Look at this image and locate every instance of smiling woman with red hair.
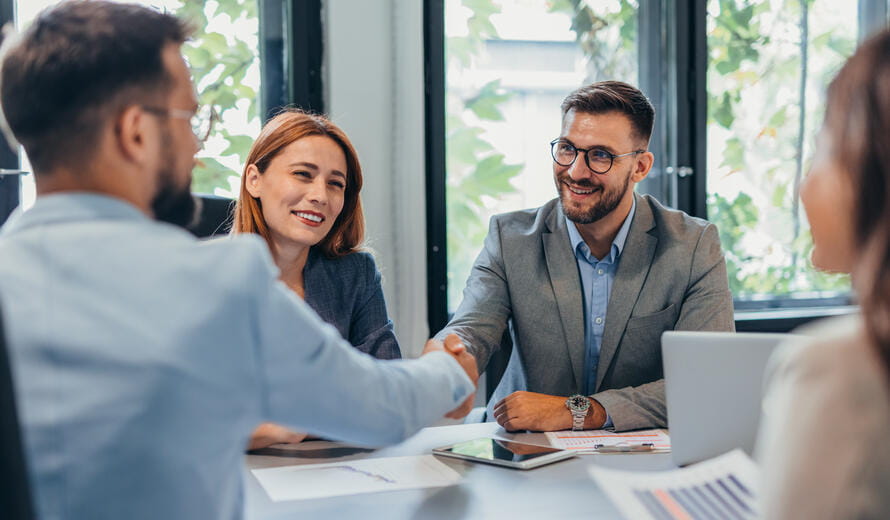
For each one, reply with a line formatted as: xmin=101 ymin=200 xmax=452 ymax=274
xmin=233 ymin=109 xmax=401 ymax=449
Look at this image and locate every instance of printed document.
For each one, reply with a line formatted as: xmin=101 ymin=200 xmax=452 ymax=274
xmin=545 ymin=429 xmax=671 ymax=452
xmin=251 ymin=455 xmax=461 ymax=502
xmin=589 ymin=449 xmax=760 ymax=520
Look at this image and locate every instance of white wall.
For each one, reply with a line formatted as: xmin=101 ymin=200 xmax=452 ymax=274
xmin=325 ymin=0 xmax=430 ymax=357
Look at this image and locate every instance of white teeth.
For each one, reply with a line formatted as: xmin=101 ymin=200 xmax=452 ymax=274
xmin=568 ymin=185 xmax=594 ymax=194
xmin=293 ymin=211 xmax=323 ymax=223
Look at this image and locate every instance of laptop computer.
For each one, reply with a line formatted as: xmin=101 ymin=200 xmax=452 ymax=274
xmin=662 ymin=330 xmax=793 ymax=466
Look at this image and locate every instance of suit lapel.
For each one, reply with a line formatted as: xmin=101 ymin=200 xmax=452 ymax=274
xmin=596 ymin=194 xmax=657 ymax=391
xmin=542 ymin=203 xmax=586 ymax=393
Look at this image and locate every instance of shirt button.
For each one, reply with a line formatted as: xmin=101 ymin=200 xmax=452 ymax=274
xmin=595 ymin=317 xmax=603 ymax=324
xmin=597 ymin=269 xmax=604 ymax=275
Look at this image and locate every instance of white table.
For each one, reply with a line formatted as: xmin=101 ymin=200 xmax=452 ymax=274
xmin=244 ymin=422 xmax=676 ymax=519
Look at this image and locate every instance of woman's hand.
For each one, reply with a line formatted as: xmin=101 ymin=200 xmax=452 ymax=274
xmin=247 ymin=423 xmax=308 ymax=450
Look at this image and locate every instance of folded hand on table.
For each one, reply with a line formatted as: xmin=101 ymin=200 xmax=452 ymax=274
xmin=247 ymin=423 xmax=309 ymax=451
xmin=492 ymin=391 xmax=607 ymax=432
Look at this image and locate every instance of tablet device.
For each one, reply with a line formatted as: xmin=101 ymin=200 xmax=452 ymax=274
xmin=432 ymin=437 xmax=575 ymax=470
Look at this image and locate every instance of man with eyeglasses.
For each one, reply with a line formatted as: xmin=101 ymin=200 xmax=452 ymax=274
xmin=0 ymin=2 xmax=477 ymax=518
xmin=438 ymin=81 xmax=734 ymax=433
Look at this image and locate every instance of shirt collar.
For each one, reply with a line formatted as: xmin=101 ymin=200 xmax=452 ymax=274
xmin=0 ymin=192 xmax=149 ymax=236
xmin=565 ymin=196 xmax=636 ymax=263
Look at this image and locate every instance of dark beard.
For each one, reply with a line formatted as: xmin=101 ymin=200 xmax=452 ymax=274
xmin=151 ymin=180 xmax=199 ymax=228
xmin=151 ymin=130 xmax=198 ymax=228
xmin=557 ymin=169 xmax=631 ymax=224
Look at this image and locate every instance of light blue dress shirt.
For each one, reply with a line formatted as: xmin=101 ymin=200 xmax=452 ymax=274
xmin=0 ymin=193 xmax=473 ymax=520
xmin=565 ymin=198 xmax=636 ymax=424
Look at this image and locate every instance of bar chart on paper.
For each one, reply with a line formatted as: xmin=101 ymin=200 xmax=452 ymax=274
xmin=589 ymin=449 xmax=760 ymax=520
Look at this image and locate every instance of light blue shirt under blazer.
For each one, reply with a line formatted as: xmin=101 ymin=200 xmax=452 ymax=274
xmin=565 ymin=198 xmax=636 ymax=407
xmin=0 ymin=193 xmax=473 ymax=520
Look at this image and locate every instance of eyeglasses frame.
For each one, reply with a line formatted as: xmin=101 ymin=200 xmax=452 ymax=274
xmin=142 ymin=104 xmax=218 ymax=143
xmin=549 ymin=138 xmax=644 ymax=174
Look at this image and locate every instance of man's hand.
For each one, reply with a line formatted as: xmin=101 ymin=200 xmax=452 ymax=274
xmin=422 ymin=334 xmax=479 ymax=419
xmin=492 ymin=391 xmax=607 ymax=432
xmin=247 ymin=423 xmax=308 ymax=451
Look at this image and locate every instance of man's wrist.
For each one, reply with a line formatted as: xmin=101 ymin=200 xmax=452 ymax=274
xmin=583 ymin=398 xmax=607 ymax=429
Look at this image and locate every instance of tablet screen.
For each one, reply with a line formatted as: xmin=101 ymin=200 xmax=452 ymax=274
xmin=442 ymin=438 xmax=563 ymax=463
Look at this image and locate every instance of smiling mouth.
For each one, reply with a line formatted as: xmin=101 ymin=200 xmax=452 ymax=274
xmin=564 ymin=181 xmax=600 ymax=195
xmin=292 ymin=210 xmax=325 ymax=225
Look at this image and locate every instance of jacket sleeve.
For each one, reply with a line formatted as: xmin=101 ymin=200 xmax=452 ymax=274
xmin=435 ymin=215 xmax=512 ymax=374
xmin=244 ymin=240 xmax=473 ymax=446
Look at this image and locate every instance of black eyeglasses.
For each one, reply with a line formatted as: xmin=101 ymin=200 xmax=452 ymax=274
xmin=142 ymin=104 xmax=218 ymax=143
xmin=550 ymin=138 xmax=643 ymax=174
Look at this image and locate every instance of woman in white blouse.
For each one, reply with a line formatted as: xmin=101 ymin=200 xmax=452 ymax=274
xmin=755 ymin=29 xmax=890 ymax=519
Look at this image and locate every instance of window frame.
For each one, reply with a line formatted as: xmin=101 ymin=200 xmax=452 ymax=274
xmin=425 ymin=0 xmax=885 ymax=333
xmin=0 ymin=0 xmax=325 ymax=229
xmin=0 ymin=0 xmax=20 ymax=226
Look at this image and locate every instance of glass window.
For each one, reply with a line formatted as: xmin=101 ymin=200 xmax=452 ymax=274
xmin=14 ymin=0 xmax=261 ymax=209
xmin=706 ymin=0 xmax=853 ymax=308
xmin=444 ymin=0 xmax=638 ymax=311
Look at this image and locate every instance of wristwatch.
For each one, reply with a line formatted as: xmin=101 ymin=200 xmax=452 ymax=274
xmin=565 ymin=395 xmax=590 ymax=431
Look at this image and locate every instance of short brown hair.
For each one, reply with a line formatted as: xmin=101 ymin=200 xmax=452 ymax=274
xmin=1 ymin=1 xmax=191 ymax=173
xmin=232 ymin=109 xmax=364 ymax=258
xmin=560 ymin=80 xmax=655 ymax=144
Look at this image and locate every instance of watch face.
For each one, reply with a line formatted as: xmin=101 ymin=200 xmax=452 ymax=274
xmin=567 ymin=395 xmax=590 ymax=413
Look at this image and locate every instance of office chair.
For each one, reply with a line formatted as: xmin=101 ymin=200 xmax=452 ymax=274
xmin=186 ymin=194 xmax=235 ymax=238
xmin=0 ymin=303 xmax=35 ymax=519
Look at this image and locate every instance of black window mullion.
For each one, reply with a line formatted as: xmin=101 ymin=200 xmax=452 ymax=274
xmin=423 ymin=0 xmax=448 ymax=335
xmin=259 ymin=0 xmax=287 ymax=121
xmin=675 ymin=0 xmax=708 ymax=219
xmin=0 ymin=0 xmax=21 ymax=227
xmin=286 ymin=0 xmax=324 ymax=114
xmin=637 ymin=0 xmax=671 ymax=205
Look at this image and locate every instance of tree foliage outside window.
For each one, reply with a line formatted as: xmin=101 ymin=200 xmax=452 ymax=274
xmin=174 ymin=0 xmax=261 ymax=196
xmin=447 ymin=0 xmax=852 ymax=309
xmin=706 ymin=0 xmax=851 ymax=302
xmin=445 ymin=0 xmax=637 ymax=310
xmin=15 ymin=0 xmax=260 ymax=205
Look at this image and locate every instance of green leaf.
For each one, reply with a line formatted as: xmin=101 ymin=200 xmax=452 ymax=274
xmin=720 ymin=137 xmax=745 ymax=171
xmin=221 ymin=135 xmax=254 ymax=162
xmin=712 ymin=92 xmax=735 ymax=129
xmin=465 ymin=80 xmax=512 ymax=121
xmin=768 ymin=106 xmax=788 ymax=128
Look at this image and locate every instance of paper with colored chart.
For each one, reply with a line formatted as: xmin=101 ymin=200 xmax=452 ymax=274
xmin=545 ymin=428 xmax=671 ymax=452
xmin=589 ymin=449 xmax=761 ymax=520
xmin=251 ymin=455 xmax=461 ymax=502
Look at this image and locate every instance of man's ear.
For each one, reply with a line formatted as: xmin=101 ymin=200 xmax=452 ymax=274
xmin=631 ymin=151 xmax=655 ymax=184
xmin=116 ymin=105 xmax=151 ymax=163
xmin=244 ymin=164 xmax=262 ymax=198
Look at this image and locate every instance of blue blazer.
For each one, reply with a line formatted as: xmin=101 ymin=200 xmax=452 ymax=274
xmin=303 ymin=248 xmax=401 ymax=360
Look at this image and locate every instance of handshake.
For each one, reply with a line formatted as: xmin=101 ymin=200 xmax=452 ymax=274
xmin=421 ymin=334 xmax=479 ymax=419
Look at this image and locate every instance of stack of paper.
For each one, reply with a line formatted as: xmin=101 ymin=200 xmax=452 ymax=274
xmin=589 ymin=449 xmax=760 ymax=519
xmin=545 ymin=429 xmax=671 ymax=452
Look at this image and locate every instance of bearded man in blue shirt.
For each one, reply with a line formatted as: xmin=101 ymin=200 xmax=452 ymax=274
xmin=0 ymin=2 xmax=477 ymax=519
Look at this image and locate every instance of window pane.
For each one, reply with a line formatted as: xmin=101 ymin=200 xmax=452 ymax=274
xmin=14 ymin=0 xmax=260 ymax=209
xmin=706 ymin=0 xmax=852 ymax=307
xmin=445 ymin=0 xmax=638 ymax=311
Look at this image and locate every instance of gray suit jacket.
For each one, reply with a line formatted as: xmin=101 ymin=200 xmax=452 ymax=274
xmin=439 ymin=193 xmax=735 ymax=431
